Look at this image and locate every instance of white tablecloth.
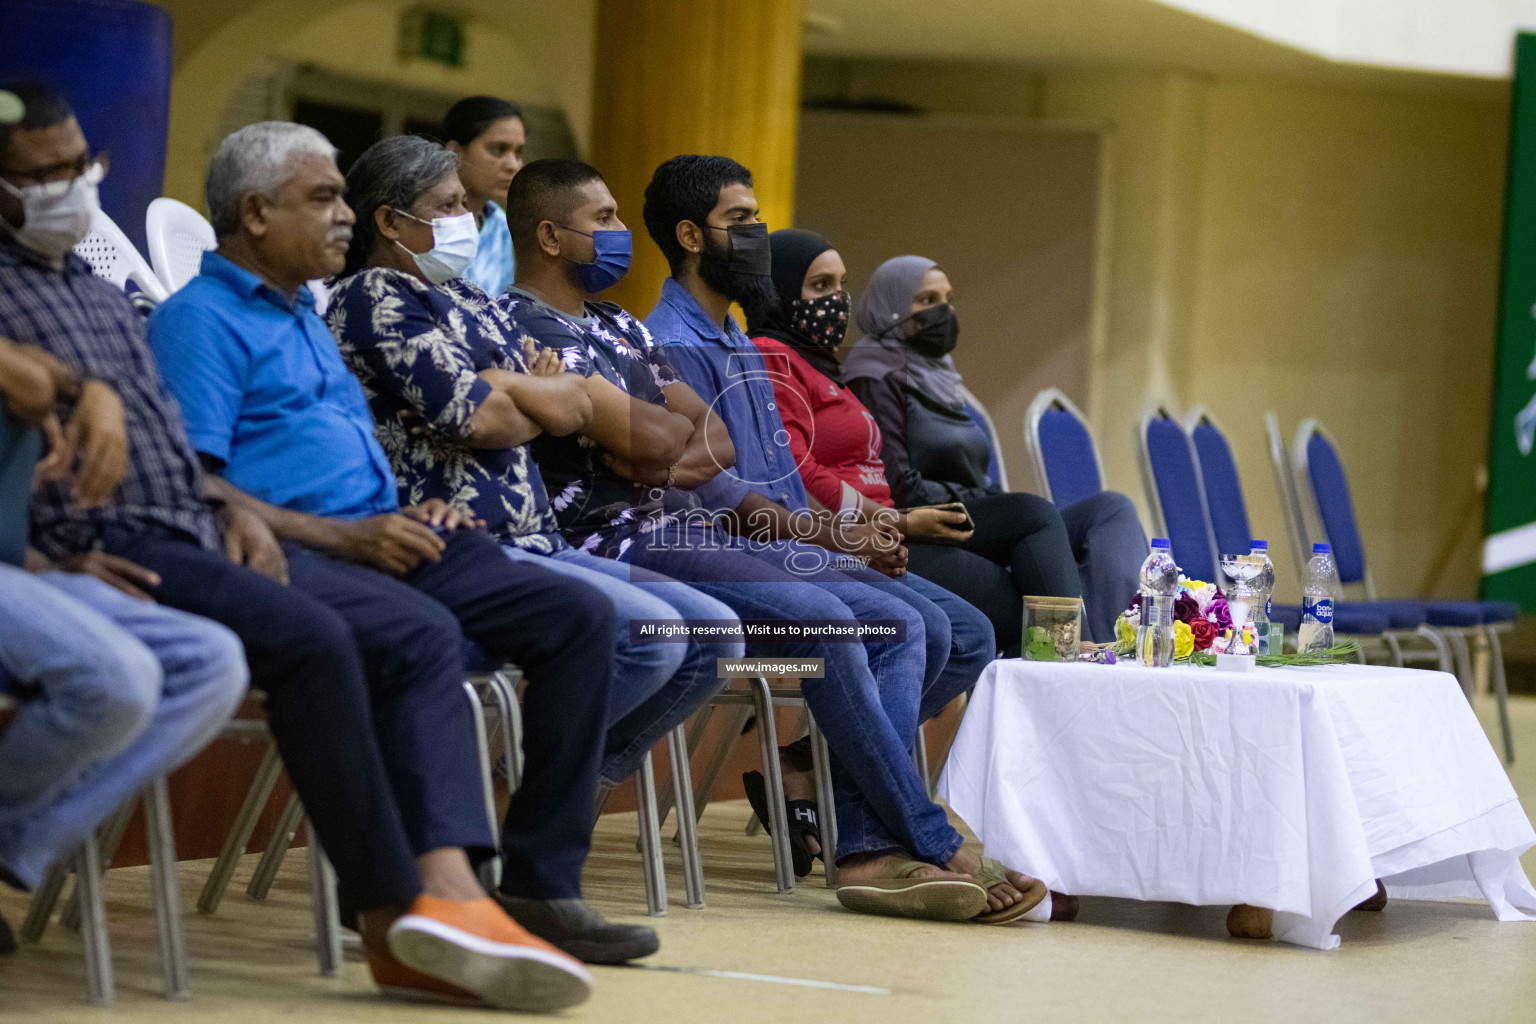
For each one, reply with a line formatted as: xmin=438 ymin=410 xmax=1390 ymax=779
xmin=939 ymin=659 xmax=1536 ymax=948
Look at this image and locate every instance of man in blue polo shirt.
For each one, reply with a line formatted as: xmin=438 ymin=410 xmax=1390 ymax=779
xmin=145 ymin=122 xmax=656 ymax=999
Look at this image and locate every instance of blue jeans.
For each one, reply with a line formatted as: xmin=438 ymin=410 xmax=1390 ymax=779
xmin=0 ymin=567 xmax=247 ymax=888
xmin=850 ymin=561 xmax=994 ymax=724
xmin=628 ymin=523 xmax=965 ymax=866
xmin=736 ymin=541 xmax=995 ymax=723
xmin=503 ymin=545 xmax=740 ymax=787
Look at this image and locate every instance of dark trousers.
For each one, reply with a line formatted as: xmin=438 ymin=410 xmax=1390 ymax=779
xmin=906 ymin=490 xmax=1146 ymax=651
xmin=100 ymin=526 xmax=612 ymax=906
xmin=907 ymin=491 xmax=1080 ymax=657
xmin=1059 ymin=491 xmax=1147 ymax=644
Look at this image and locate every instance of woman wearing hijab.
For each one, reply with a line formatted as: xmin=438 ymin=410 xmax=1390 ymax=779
xmin=839 ymin=255 xmax=1147 ymax=646
xmin=747 ymin=231 xmax=1085 ymax=659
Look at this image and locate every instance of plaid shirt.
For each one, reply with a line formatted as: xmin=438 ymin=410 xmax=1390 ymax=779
xmin=0 ymin=236 xmax=221 ymax=556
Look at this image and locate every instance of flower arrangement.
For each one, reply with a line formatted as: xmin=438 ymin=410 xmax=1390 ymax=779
xmin=1115 ymin=576 xmax=1233 ymax=655
xmin=1113 ymin=573 xmax=1362 ymax=667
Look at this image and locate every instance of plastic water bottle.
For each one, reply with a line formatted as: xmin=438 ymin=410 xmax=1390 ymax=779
xmin=1248 ymin=540 xmax=1275 ymax=623
xmin=1137 ymin=538 xmax=1178 ymax=666
xmin=1298 ymin=542 xmax=1339 ymax=653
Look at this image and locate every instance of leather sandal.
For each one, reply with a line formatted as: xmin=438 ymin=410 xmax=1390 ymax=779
xmin=836 ymin=861 xmax=989 ymax=921
xmin=969 ymin=855 xmax=1049 ymax=925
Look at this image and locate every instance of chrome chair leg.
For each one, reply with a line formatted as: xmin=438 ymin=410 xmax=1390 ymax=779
xmin=1382 ymin=631 xmax=1406 ymax=667
xmin=1412 ymin=624 xmax=1454 ymax=676
xmin=749 ymin=677 xmax=794 ymax=894
xmin=306 ymin=832 xmax=342 ymax=977
xmin=247 ymin=791 xmax=304 ymax=901
xmin=667 ymin=724 xmax=705 ymax=909
xmin=1447 ymin=629 xmax=1475 ymax=701
xmin=691 ymin=704 xmax=749 ymax=823
xmin=20 ymin=861 xmax=69 ymax=941
xmin=199 ymin=741 xmax=283 ymax=914
xmin=74 ymin=839 xmax=114 ymax=1006
xmin=915 ymin=727 xmax=935 ymax=801
xmin=635 ymin=754 xmax=668 ymax=916
xmin=656 ymin=704 xmax=714 ymax=835
xmin=144 ymin=777 xmax=191 ymax=999
xmin=808 ymin=714 xmax=839 ymax=888
xmin=463 ymin=681 xmax=503 ymax=889
xmin=1486 ymin=626 xmax=1516 ymax=765
xmin=59 ymin=799 xmax=136 ymax=933
xmin=488 ymin=669 xmax=522 ymax=793
xmin=594 ymin=781 xmax=615 ymax=823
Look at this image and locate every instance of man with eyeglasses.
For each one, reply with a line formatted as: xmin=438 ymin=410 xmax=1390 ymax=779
xmin=0 ymin=82 xmax=605 ymax=1011
xmin=0 ymin=93 xmax=107 ymax=269
xmin=0 ymin=83 xmax=247 ymax=953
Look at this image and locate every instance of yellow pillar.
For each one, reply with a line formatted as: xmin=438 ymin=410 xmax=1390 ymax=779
xmin=589 ymin=0 xmax=804 ymax=316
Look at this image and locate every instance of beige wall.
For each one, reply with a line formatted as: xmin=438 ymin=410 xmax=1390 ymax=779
xmin=1185 ymin=78 xmax=1508 ymax=600
xmin=795 ymin=112 xmax=1106 ymax=488
xmin=150 ymin=0 xmax=595 ymax=209
xmin=803 ymin=56 xmax=1045 ymax=118
xmin=825 ymin=57 xmax=1510 ymax=602
xmin=1046 ymin=71 xmax=1508 ymax=601
xmin=1041 ymin=71 xmax=1208 ymax=522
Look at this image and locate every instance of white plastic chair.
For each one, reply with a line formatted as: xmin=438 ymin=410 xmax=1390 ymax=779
xmin=71 ymin=208 xmax=168 ymax=303
xmin=143 ymin=197 xmax=333 ymax=312
xmin=145 ymin=198 xmax=216 ymax=294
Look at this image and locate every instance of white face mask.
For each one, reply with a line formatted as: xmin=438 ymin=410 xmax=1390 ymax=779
xmin=392 ymin=208 xmax=478 ymax=285
xmin=0 ymin=162 xmax=103 ymax=260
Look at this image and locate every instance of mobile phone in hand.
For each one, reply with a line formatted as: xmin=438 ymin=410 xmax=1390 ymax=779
xmin=933 ymin=501 xmax=976 ymax=533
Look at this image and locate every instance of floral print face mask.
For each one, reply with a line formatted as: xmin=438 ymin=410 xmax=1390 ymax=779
xmin=786 ymin=289 xmax=850 ymax=349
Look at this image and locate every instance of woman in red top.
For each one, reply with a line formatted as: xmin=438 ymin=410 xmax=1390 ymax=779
xmin=747 ymin=230 xmax=1083 ymax=658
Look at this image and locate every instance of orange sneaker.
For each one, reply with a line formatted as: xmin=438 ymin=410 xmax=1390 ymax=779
xmin=365 ymin=942 xmax=480 ymax=1005
xmin=385 ymin=895 xmax=593 ymax=1012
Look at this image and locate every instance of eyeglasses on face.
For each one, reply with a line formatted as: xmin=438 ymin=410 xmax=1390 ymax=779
xmin=1 ymin=151 xmax=110 ymax=199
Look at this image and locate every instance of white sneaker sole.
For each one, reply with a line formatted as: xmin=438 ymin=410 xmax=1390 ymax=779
xmin=386 ymin=914 xmax=594 ymax=1012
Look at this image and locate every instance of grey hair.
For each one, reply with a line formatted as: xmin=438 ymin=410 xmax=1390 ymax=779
xmin=205 ymin=121 xmax=337 ymax=236
xmin=341 ymin=134 xmax=459 ymax=276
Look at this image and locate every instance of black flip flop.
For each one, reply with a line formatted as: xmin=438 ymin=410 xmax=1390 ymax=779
xmin=741 ymin=770 xmax=821 ymax=877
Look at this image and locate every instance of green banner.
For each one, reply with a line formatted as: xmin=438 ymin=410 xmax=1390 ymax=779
xmin=1484 ymin=32 xmax=1536 ymax=610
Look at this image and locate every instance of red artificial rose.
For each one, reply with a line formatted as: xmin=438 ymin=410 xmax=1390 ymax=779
xmin=1188 ymin=616 xmax=1218 ymax=651
xmin=1174 ymin=593 xmax=1200 ymax=623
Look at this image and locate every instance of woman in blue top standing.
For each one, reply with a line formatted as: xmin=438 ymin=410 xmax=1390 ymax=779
xmin=444 ymin=96 xmax=525 ymax=297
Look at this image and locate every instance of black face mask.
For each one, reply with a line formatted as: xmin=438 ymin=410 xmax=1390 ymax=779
xmin=904 ymin=303 xmax=959 ymax=358
xmin=699 ymin=223 xmax=777 ymax=309
xmin=786 ymin=290 xmax=850 ymax=349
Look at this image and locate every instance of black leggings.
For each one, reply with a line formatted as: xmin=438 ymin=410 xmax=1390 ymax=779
xmin=905 ymin=492 xmax=1079 ymax=658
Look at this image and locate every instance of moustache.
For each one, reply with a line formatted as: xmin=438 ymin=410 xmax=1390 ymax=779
xmin=326 ymin=226 xmax=353 ymax=244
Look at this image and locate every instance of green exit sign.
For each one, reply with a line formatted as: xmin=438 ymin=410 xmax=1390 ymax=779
xmin=401 ymin=7 xmax=465 ymax=68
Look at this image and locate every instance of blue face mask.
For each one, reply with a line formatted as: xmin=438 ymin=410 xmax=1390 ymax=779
xmin=558 ymin=225 xmax=632 ymax=293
